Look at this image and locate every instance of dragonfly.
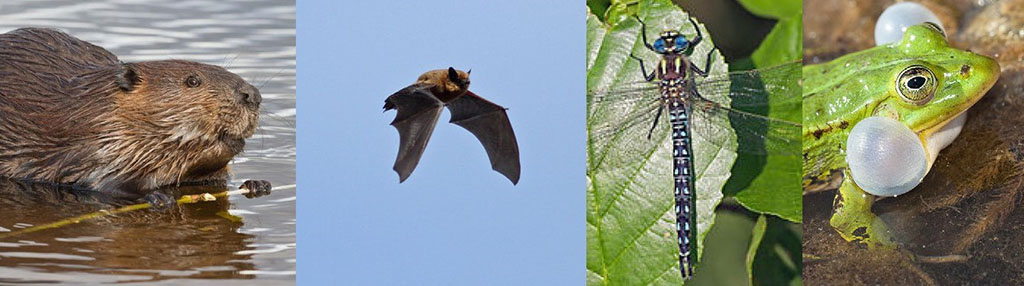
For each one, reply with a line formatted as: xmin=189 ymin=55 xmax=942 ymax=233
xmin=587 ymin=16 xmax=801 ymax=280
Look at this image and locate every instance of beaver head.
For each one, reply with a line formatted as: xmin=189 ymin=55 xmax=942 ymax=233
xmin=0 ymin=28 xmax=261 ymax=197
xmin=111 ymin=60 xmax=262 ymax=180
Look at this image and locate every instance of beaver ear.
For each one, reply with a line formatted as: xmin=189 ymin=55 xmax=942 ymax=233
xmin=116 ymin=63 xmax=141 ymax=91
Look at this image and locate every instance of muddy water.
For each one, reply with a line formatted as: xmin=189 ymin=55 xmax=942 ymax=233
xmin=0 ymin=0 xmax=296 ymax=284
xmin=804 ymin=0 xmax=1024 ymax=284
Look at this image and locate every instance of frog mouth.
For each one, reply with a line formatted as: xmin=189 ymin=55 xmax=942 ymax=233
xmin=914 ymin=51 xmax=1000 ymax=146
xmin=918 ymin=110 xmax=969 ymax=167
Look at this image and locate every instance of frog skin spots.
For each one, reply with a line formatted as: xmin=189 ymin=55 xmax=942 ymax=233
xmin=802 ymin=23 xmax=1000 ymax=247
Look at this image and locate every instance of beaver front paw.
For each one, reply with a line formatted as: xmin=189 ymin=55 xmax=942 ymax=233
xmin=143 ymin=192 xmax=176 ymax=210
xmin=241 ymin=180 xmax=272 ymax=199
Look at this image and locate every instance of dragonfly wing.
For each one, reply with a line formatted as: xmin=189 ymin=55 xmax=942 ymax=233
xmin=588 ymin=89 xmax=667 ymax=173
xmin=683 ymin=61 xmax=802 ymax=156
xmin=689 ymin=97 xmax=802 ymax=156
xmin=589 ymin=84 xmax=660 ymax=106
xmin=695 ymin=61 xmax=802 ymax=109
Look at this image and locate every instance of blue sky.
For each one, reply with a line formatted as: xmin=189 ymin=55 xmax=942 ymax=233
xmin=297 ymin=0 xmax=583 ymax=284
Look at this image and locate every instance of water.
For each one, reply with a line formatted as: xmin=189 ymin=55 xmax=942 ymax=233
xmin=0 ymin=0 xmax=296 ymax=284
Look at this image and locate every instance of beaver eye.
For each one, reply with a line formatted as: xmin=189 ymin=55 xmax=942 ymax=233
xmin=896 ymin=65 xmax=937 ymax=105
xmin=185 ymin=76 xmax=202 ymax=88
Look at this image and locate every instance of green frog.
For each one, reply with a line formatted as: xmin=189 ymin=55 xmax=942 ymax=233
xmin=802 ymin=23 xmax=1000 ymax=247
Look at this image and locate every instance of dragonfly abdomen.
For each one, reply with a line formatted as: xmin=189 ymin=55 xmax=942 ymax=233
xmin=668 ymin=99 xmax=698 ymax=280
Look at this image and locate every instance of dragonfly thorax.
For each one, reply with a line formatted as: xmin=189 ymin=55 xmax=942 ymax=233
xmin=656 ymin=53 xmax=692 ymax=81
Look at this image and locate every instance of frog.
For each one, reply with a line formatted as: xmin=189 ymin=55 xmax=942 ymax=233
xmin=802 ymin=23 xmax=1000 ymax=248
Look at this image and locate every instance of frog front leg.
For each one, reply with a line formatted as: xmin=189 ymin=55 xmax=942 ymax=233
xmin=829 ymin=170 xmax=896 ymax=248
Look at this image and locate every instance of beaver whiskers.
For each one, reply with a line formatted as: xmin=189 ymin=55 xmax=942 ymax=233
xmin=0 ymin=28 xmax=270 ymax=202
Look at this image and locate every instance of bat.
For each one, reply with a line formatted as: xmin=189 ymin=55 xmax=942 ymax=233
xmin=383 ymin=67 xmax=521 ymax=184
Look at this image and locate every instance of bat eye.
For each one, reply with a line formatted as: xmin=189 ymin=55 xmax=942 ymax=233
xmin=653 ymin=38 xmax=666 ymax=53
xmin=185 ymin=75 xmax=202 ymax=88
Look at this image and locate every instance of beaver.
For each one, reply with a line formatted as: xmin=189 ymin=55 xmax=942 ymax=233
xmin=0 ymin=28 xmax=270 ymax=205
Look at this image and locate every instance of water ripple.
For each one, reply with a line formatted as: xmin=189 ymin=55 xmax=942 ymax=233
xmin=0 ymin=0 xmax=295 ymax=283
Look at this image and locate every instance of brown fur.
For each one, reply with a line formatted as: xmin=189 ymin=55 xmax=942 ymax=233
xmin=0 ymin=28 xmax=260 ymax=198
xmin=416 ymin=68 xmax=470 ymax=102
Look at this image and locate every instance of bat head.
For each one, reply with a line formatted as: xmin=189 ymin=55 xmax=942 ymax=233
xmin=415 ymin=67 xmax=472 ymax=102
xmin=447 ymin=67 xmax=471 ymax=90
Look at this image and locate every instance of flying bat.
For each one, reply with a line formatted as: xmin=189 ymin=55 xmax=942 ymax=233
xmin=383 ymin=67 xmax=521 ymax=184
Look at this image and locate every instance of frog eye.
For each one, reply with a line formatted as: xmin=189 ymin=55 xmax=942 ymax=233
xmin=896 ymin=65 xmax=937 ymax=105
xmin=653 ymin=38 xmax=666 ymax=53
xmin=922 ymin=22 xmax=946 ymax=40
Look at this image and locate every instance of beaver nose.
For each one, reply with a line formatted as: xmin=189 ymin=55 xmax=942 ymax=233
xmin=238 ymin=87 xmax=262 ymax=106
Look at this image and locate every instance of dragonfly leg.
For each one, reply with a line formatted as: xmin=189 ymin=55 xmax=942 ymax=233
xmin=683 ymin=17 xmax=704 ymax=57
xmin=646 ymin=104 xmax=664 ymax=140
xmin=682 ymin=16 xmax=715 ymax=77
xmin=687 ymin=17 xmax=703 ymax=48
xmin=691 ymin=47 xmax=717 ymax=78
xmin=634 ymin=15 xmax=656 ymax=52
xmin=629 ymin=53 xmax=657 ymax=82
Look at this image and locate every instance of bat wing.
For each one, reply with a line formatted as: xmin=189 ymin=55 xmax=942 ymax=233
xmin=446 ymin=91 xmax=521 ymax=184
xmin=385 ymin=83 xmax=444 ymax=182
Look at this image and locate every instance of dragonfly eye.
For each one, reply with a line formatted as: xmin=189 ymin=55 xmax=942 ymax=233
xmin=896 ymin=65 xmax=938 ymax=105
xmin=674 ymin=36 xmax=689 ymax=51
xmin=653 ymin=38 xmax=667 ymax=53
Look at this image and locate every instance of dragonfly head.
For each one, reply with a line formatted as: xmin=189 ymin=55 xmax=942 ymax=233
xmin=653 ymin=30 xmax=688 ymax=54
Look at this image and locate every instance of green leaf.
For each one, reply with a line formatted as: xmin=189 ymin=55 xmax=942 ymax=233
xmin=587 ymin=0 xmax=612 ymax=22
xmin=751 ymin=16 xmax=803 ymax=67
xmin=736 ymin=0 xmax=801 ymax=19
xmin=602 ymin=1 xmax=630 ymax=27
xmin=746 ymin=215 xmax=768 ymax=283
xmin=586 ymin=0 xmax=729 ymax=284
xmin=729 ymin=150 xmax=803 ymax=222
xmin=720 ymin=60 xmax=802 ymax=222
xmin=744 ymin=0 xmax=802 ymax=67
xmin=688 ymin=209 xmax=757 ymax=285
xmin=725 ymin=0 xmax=803 ymax=223
xmin=746 ymin=216 xmax=802 ymax=286
xmin=587 ymin=9 xmax=606 ymax=71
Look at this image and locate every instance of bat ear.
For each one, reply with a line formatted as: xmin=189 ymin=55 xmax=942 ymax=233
xmin=447 ymin=67 xmax=459 ymax=82
xmin=116 ymin=63 xmax=141 ymax=92
xmin=467 ymin=69 xmax=472 ymax=75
